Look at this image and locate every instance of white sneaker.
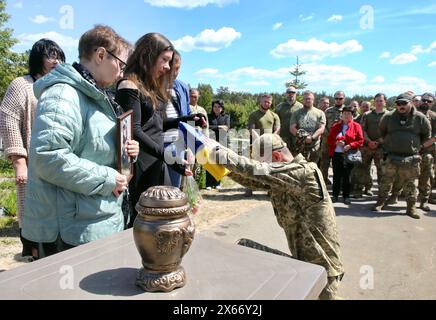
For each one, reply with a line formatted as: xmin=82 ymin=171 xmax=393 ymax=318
xmin=206 ymin=187 xmax=212 ymax=191
xmin=215 ymin=185 xmax=222 ymax=190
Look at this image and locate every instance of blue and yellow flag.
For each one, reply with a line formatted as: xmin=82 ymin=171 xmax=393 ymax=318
xmin=179 ymin=122 xmax=231 ymax=180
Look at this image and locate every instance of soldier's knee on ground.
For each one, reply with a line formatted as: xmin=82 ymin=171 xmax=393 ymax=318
xmin=319 ymin=275 xmax=341 ymax=300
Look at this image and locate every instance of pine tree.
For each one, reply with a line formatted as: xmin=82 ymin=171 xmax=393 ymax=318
xmin=286 ymin=56 xmax=307 ymax=90
xmin=0 ymin=0 xmax=28 ymax=100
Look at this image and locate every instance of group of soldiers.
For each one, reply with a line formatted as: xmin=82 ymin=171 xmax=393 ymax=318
xmin=210 ymin=86 xmax=436 ymax=300
xmin=247 ymin=86 xmax=436 ymax=219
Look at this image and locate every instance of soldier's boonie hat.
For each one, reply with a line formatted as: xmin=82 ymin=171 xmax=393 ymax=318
xmin=252 ymin=134 xmax=287 ymax=160
xmin=395 ymin=93 xmax=413 ymax=103
xmin=421 ymin=92 xmax=435 ymax=101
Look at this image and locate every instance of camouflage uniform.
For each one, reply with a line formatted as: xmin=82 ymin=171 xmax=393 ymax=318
xmin=276 ymin=100 xmax=303 ymax=155
xmin=321 ymin=105 xmax=344 ymax=183
xmin=353 ymin=110 xmax=386 ymax=195
xmin=213 ymin=147 xmax=344 ymax=299
xmin=290 ymin=107 xmax=326 ymax=164
xmin=417 ymin=109 xmax=436 ymax=206
xmin=378 ymin=158 xmax=421 ymax=202
xmin=374 ymin=107 xmax=432 ymax=217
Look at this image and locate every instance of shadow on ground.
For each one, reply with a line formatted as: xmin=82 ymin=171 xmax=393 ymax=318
xmin=0 ymin=225 xmax=19 ymax=237
xmin=202 ymin=188 xmax=270 ymax=202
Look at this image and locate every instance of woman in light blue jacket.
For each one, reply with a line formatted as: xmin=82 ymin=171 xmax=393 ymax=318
xmin=22 ymin=25 xmax=139 ymax=258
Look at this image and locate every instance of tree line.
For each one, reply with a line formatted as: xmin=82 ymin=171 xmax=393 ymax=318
xmin=0 ymin=0 xmax=395 ymax=132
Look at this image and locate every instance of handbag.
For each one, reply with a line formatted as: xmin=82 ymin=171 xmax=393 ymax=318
xmin=345 ymin=148 xmax=362 ymax=164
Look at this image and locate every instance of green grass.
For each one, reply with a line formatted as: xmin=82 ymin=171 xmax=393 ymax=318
xmin=0 ymin=172 xmax=16 ymax=217
xmin=0 ymin=217 xmax=17 ymax=229
xmin=0 ymin=158 xmax=14 ymax=177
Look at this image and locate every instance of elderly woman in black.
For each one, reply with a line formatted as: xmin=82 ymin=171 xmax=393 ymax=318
xmin=206 ymin=99 xmax=230 ymax=190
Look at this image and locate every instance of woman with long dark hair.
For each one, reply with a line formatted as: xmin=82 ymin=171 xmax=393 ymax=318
xmin=115 ymin=33 xmax=202 ymax=227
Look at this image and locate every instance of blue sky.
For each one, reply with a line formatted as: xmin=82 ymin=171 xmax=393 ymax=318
xmin=5 ymin=0 xmax=436 ymax=97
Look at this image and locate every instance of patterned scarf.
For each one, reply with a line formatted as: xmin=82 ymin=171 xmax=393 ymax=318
xmin=72 ymin=62 xmax=124 ymax=117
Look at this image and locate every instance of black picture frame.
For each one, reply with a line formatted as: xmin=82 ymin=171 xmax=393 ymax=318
xmin=117 ymin=110 xmax=134 ymax=181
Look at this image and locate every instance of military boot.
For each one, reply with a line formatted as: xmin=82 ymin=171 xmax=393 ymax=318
xmin=406 ymin=201 xmax=420 ymax=219
xmin=386 ymin=194 xmax=398 ymax=205
xmin=371 ymin=199 xmax=386 ymax=212
xmin=419 ymin=200 xmax=431 ymax=212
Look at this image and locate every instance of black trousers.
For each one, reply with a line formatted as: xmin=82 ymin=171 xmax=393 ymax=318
xmin=332 ymin=152 xmax=354 ymax=199
xmin=206 ymin=171 xmax=220 ymax=188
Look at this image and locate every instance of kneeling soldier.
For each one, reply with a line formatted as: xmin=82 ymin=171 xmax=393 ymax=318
xmin=207 ymin=133 xmax=344 ymax=300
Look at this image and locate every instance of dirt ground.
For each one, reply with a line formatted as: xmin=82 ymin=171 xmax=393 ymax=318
xmin=0 ymin=184 xmax=269 ymax=273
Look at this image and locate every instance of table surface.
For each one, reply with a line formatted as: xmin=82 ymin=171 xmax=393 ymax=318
xmin=0 ymin=230 xmax=326 ymax=300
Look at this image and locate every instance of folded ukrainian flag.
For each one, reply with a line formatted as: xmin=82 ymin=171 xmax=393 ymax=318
xmin=179 ymin=122 xmax=231 ymax=180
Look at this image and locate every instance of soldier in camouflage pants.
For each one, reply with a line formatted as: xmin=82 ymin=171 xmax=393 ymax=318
xmin=353 ymin=146 xmax=384 ymax=196
xmin=378 ymin=158 xmax=421 ymax=206
xmin=209 ymin=133 xmax=344 ymax=300
xmin=372 ymin=93 xmax=431 ymax=218
xmin=416 ymin=93 xmax=436 ymax=210
xmin=321 ymin=91 xmax=345 ymax=183
xmin=418 ymin=153 xmax=434 ymax=210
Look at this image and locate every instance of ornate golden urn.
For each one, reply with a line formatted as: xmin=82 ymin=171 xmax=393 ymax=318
xmin=133 ymin=186 xmax=195 ymax=292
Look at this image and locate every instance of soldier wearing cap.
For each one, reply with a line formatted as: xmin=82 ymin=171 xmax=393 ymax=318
xmin=416 ymin=93 xmax=436 ymax=210
xmin=207 ymin=133 xmax=344 ymax=300
xmin=372 ymin=93 xmax=432 ymax=219
xmin=321 ymin=91 xmax=346 ymax=184
xmin=276 ymin=86 xmax=303 ymax=155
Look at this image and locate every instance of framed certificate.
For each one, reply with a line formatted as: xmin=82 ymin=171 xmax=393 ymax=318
xmin=117 ymin=110 xmax=134 ymax=181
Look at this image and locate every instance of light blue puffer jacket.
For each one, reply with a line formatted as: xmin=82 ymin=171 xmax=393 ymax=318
xmin=22 ymin=64 xmax=124 ymax=246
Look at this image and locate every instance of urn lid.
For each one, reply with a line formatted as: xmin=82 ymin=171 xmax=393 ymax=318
xmin=138 ymin=186 xmax=188 ymax=209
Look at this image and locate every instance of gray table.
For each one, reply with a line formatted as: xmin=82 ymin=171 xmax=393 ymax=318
xmin=0 ymin=230 xmax=326 ymax=300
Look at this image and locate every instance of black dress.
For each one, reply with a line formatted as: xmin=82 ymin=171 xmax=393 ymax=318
xmin=115 ymin=88 xmax=186 ymax=227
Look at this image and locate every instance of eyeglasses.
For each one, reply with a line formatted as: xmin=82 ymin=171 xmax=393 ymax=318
xmin=335 ymin=97 xmax=344 ymax=100
xmin=45 ymin=53 xmax=61 ymax=63
xmin=107 ymin=50 xmax=127 ymax=72
xmin=286 ymin=91 xmax=297 ymax=94
xmin=395 ymin=101 xmax=409 ymax=106
xmin=422 ymin=99 xmax=434 ymax=104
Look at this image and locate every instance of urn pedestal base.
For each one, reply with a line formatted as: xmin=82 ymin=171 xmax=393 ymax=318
xmin=136 ymin=266 xmax=186 ymax=292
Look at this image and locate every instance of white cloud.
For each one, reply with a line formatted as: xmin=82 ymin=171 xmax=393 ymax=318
xmin=380 ymin=52 xmax=391 ymax=59
xmin=143 ymin=0 xmax=238 ymax=9
xmin=299 ymin=14 xmax=314 ymax=22
xmin=411 ymin=41 xmax=436 ymax=54
xmin=372 ymin=76 xmax=385 ymax=83
xmin=429 ymin=61 xmax=436 ymax=67
xmin=17 ymin=32 xmax=79 ymax=51
xmin=389 ymin=53 xmax=417 ymax=65
xmin=303 ymin=63 xmax=367 ymax=86
xmin=327 ymin=15 xmax=343 ymax=22
xmin=173 ymin=27 xmax=241 ymax=52
xmin=30 ymin=15 xmax=55 ymax=24
xmin=272 ymin=22 xmax=283 ymax=31
xmin=14 ymin=2 xmax=23 ymax=8
xmin=245 ymin=81 xmax=270 ymax=86
xmin=194 ymin=68 xmax=222 ymax=77
xmin=270 ymin=38 xmax=363 ymax=61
